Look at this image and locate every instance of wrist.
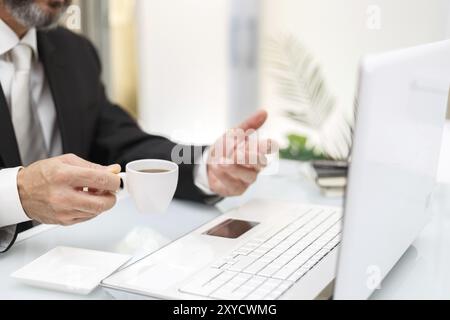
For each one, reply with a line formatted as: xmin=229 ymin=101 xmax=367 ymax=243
xmin=17 ymin=167 xmax=32 ymax=220
xmin=193 ymin=148 xmax=216 ymax=196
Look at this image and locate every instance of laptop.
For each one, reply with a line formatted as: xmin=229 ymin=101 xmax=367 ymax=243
xmin=102 ymin=40 xmax=450 ymax=300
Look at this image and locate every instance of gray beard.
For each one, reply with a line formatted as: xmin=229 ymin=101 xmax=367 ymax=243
xmin=3 ymin=0 xmax=68 ymax=30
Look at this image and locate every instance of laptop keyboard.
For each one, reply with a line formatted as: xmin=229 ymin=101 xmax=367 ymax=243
xmin=179 ymin=207 xmax=342 ymax=300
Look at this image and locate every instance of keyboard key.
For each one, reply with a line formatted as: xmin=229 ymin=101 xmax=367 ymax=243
xmin=264 ymin=249 xmax=283 ymax=259
xmin=245 ymin=287 xmax=272 ymax=300
xmin=309 ymin=255 xmax=322 ymax=265
xmin=185 ymin=207 xmax=342 ymax=300
xmin=244 ymin=275 xmax=267 ymax=288
xmin=179 ymin=268 xmax=225 ymax=296
xmin=253 ymin=246 xmax=271 ymax=256
xmin=248 ymin=279 xmax=285 ymax=300
xmin=211 ymin=287 xmax=248 ymax=300
xmin=303 ymin=260 xmax=317 ymax=270
xmin=244 ymin=259 xmax=270 ymax=274
xmin=259 ymin=243 xmax=275 ymax=250
xmin=233 ymin=247 xmax=252 ymax=255
xmin=227 ymin=255 xmax=257 ymax=272
xmin=258 ymin=265 xmax=280 ymax=277
xmin=247 ymin=239 xmax=264 ymax=247
xmin=272 ymin=265 xmax=298 ymax=280
xmin=264 ymin=281 xmax=293 ymax=300
xmin=248 ymin=251 xmax=263 ymax=259
xmin=272 ymin=254 xmax=295 ymax=266
xmin=264 ymin=291 xmax=281 ymax=300
xmin=210 ymin=273 xmax=252 ymax=300
xmin=211 ymin=261 xmax=227 ymax=269
xmin=288 ymin=266 xmax=309 ymax=282
xmin=235 ymin=282 xmax=266 ymax=299
xmin=209 ymin=271 xmax=236 ymax=284
xmin=244 ymin=279 xmax=283 ymax=300
xmin=273 ymin=251 xmax=316 ymax=279
xmin=234 ymin=285 xmax=257 ymax=298
xmin=261 ymin=278 xmax=284 ymax=291
xmin=211 ymin=254 xmax=240 ymax=268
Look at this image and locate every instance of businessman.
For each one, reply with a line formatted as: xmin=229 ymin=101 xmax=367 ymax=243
xmin=0 ymin=0 xmax=273 ymax=252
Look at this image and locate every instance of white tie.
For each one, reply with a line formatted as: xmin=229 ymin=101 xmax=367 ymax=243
xmin=10 ymin=43 xmax=48 ymax=166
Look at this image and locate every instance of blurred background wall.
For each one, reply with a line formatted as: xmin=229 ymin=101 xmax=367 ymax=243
xmin=68 ymin=0 xmax=137 ymax=116
xmin=68 ymin=0 xmax=450 ymax=147
xmin=260 ymin=0 xmax=450 ymax=144
xmin=135 ymin=0 xmax=229 ymax=144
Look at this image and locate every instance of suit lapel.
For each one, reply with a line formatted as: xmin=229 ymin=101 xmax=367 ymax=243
xmin=0 ymin=84 xmax=21 ymax=167
xmin=37 ymin=31 xmax=83 ymax=156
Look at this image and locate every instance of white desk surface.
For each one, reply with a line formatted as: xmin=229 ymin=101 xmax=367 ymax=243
xmin=1 ymin=123 xmax=450 ymax=300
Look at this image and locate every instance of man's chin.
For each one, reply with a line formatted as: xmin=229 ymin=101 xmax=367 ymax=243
xmin=40 ymin=7 xmax=63 ymax=18
xmin=41 ymin=1 xmax=68 ymax=16
xmin=37 ymin=1 xmax=69 ymax=23
xmin=3 ymin=0 xmax=70 ymax=30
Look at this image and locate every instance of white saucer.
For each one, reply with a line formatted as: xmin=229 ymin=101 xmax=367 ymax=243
xmin=11 ymin=246 xmax=131 ymax=295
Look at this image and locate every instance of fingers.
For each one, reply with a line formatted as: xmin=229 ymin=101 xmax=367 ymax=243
xmin=65 ymin=190 xmax=117 ymax=215
xmin=236 ymin=138 xmax=278 ymax=170
xmin=58 ymin=215 xmax=98 ymax=226
xmin=207 ymin=137 xmax=279 ymax=197
xmin=208 ymin=165 xmax=248 ymax=196
xmin=223 ymin=111 xmax=268 ymax=158
xmin=220 ymin=164 xmax=258 ymax=185
xmin=71 ymin=217 xmax=96 ymax=225
xmin=67 ymin=166 xmax=121 ymax=192
xmin=60 ymin=153 xmax=106 ymax=170
xmin=234 ymin=148 xmax=268 ymax=169
xmin=237 ymin=110 xmax=268 ymax=132
xmin=61 ymin=154 xmax=122 ymax=173
xmin=236 ymin=138 xmax=278 ymax=157
xmin=56 ymin=210 xmax=97 ymax=226
xmin=59 ymin=154 xmax=122 ymax=186
xmin=212 ymin=138 xmax=273 ymax=167
xmin=107 ymin=164 xmax=122 ymax=174
xmin=211 ymin=129 xmax=248 ymax=160
xmin=19 ymin=154 xmax=121 ymax=227
xmin=258 ymin=139 xmax=279 ymax=155
xmin=211 ymin=110 xmax=272 ymax=165
xmin=51 ymin=190 xmax=116 ymax=226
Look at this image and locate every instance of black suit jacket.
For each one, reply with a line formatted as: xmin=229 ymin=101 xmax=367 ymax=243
xmin=0 ymin=27 xmax=212 ymax=252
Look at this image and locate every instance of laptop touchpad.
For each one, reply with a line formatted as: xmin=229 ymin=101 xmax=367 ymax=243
xmin=203 ymin=219 xmax=259 ymax=239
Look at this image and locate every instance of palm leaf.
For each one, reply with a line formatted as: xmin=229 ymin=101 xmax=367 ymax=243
xmin=265 ymin=34 xmax=355 ymax=160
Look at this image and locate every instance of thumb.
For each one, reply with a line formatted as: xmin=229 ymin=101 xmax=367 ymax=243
xmin=107 ymin=164 xmax=122 ymax=174
xmin=237 ymin=110 xmax=268 ymax=132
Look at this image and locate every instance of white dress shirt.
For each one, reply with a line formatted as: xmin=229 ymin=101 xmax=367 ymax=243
xmin=0 ymin=19 xmax=213 ymax=229
xmin=0 ymin=19 xmax=62 ymax=228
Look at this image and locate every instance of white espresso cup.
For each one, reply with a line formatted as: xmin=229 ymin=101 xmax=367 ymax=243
xmin=119 ymin=159 xmax=179 ymax=214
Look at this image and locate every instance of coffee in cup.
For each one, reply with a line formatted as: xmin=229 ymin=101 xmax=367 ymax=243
xmin=119 ymin=160 xmax=178 ymax=214
xmin=138 ymin=169 xmax=170 ymax=174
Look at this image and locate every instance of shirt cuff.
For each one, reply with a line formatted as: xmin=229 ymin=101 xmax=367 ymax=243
xmin=0 ymin=167 xmax=31 ymax=228
xmin=193 ymin=147 xmax=216 ymax=196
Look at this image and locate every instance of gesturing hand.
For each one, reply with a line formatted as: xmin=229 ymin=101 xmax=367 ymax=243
xmin=17 ymin=154 xmax=121 ymax=226
xmin=207 ymin=110 xmax=277 ymax=197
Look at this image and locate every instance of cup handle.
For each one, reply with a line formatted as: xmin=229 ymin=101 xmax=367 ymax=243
xmin=119 ymin=172 xmax=127 ymax=192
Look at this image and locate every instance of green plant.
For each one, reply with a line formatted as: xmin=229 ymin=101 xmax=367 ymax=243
xmin=266 ymin=35 xmax=354 ymax=161
xmin=279 ymin=134 xmax=328 ymax=161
